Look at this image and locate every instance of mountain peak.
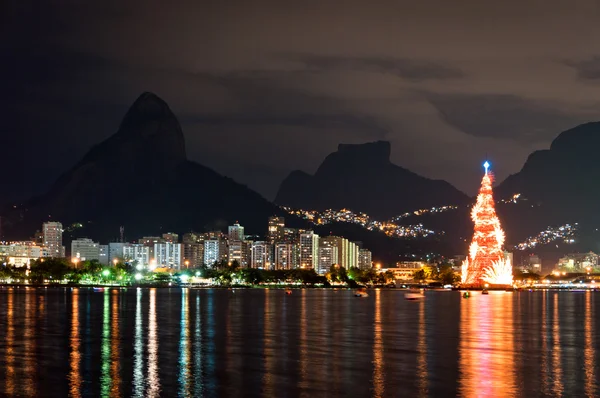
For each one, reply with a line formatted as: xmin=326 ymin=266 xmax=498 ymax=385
xmin=276 ymin=140 xmax=468 ymax=218
xmin=336 ymin=141 xmax=391 ymax=163
xmin=550 ymin=121 xmax=600 ymax=153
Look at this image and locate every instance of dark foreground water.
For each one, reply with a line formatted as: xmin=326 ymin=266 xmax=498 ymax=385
xmin=0 ymin=287 xmax=598 ymax=397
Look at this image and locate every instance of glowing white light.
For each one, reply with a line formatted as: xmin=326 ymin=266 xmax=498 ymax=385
xmin=483 ymin=161 xmax=490 ymax=174
xmin=135 ymin=273 xmax=143 ymax=281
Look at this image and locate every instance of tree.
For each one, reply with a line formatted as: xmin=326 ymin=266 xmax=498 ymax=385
xmin=462 ymin=163 xmax=512 ymax=286
xmin=413 ymin=269 xmax=427 ymax=283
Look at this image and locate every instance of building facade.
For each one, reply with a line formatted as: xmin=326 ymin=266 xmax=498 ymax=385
xmin=71 ymin=238 xmax=100 ymax=262
xmin=43 ymin=222 xmax=64 ymax=258
xmin=299 ymin=231 xmax=319 ymax=270
xmin=154 ymin=242 xmax=182 ymax=270
xmin=204 ymin=240 xmax=221 ymax=267
xmin=274 ymin=243 xmax=297 ymax=270
xmin=318 ymin=243 xmax=339 ymax=275
xmin=123 ymin=244 xmax=151 ymax=267
xmin=228 ymin=223 xmax=245 ymax=241
xmin=251 ymin=241 xmax=273 ymax=269
xmin=358 ymin=248 xmax=372 ymax=270
xmin=267 ymin=216 xmax=285 ymax=243
xmin=108 ymin=242 xmax=127 ymax=265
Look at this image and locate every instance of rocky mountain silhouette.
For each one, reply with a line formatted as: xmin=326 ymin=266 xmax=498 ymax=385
xmin=2 ymin=92 xmax=287 ymax=241
xmin=495 ymin=121 xmax=600 ymax=250
xmin=275 ymin=141 xmax=469 ymax=219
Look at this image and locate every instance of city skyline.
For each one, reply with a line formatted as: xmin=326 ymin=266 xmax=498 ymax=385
xmin=0 ymin=217 xmax=373 ymax=275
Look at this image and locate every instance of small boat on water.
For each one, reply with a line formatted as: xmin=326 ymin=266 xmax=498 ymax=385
xmin=462 ymin=291 xmax=470 ymax=298
xmin=482 ymin=289 xmax=489 ymax=295
xmin=93 ymin=287 xmax=105 ymax=292
xmin=405 ymin=290 xmax=425 ymax=301
xmin=285 ymin=289 xmax=292 ymax=295
xmin=354 ymin=288 xmax=369 ymax=298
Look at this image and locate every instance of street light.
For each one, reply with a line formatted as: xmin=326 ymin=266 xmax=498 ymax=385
xmin=102 ymin=269 xmax=110 ymax=277
xmin=113 ymin=258 xmax=118 ymax=266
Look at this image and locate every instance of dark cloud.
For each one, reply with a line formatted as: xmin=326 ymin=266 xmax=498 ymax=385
xmin=4 ymin=0 xmax=600 ymax=202
xmin=565 ymin=56 xmax=600 ymax=80
xmin=428 ymin=93 xmax=588 ymax=143
xmin=281 ymin=54 xmax=466 ymax=80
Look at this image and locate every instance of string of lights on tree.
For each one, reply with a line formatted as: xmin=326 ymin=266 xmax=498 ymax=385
xmin=461 ymin=162 xmax=513 ymax=286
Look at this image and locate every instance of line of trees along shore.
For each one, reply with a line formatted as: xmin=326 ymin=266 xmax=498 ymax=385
xmin=0 ymin=258 xmax=396 ymax=287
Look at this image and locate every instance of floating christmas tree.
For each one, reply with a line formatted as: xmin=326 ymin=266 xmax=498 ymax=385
xmin=461 ymin=161 xmax=513 ymax=286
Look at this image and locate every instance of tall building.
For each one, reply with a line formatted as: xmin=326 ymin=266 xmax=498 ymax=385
xmin=251 ymin=241 xmax=273 ymax=269
xmin=228 ymin=223 xmax=245 ymax=241
xmin=108 ymin=242 xmax=127 ymax=265
xmin=227 ymin=240 xmax=244 ymax=266
xmin=182 ymin=233 xmax=204 ymax=268
xmin=123 ymin=244 xmax=151 ymax=267
xmin=318 ymin=241 xmax=338 ymax=275
xmin=358 ymin=248 xmax=372 ymax=270
xmin=274 ymin=243 xmax=296 ymax=270
xmin=99 ymin=245 xmax=109 ymax=265
xmin=43 ymin=221 xmax=64 ymax=257
xmin=139 ymin=236 xmax=165 ymax=262
xmin=71 ymin=238 xmax=100 ymax=262
xmin=204 ymin=240 xmax=221 ymax=267
xmin=282 ymin=228 xmax=299 ymax=244
xmin=320 ymin=236 xmax=348 ymax=268
xmin=347 ymin=241 xmax=359 ymax=269
xmin=268 ymin=216 xmax=285 ymax=243
xmin=154 ymin=242 xmax=182 ymax=270
xmin=300 ymin=231 xmax=319 ymax=270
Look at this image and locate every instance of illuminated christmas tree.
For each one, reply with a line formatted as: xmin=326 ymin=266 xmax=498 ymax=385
xmin=461 ymin=162 xmax=513 ymax=286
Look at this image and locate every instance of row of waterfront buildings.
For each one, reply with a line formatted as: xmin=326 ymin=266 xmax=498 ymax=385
xmin=0 ymin=218 xmax=373 ymax=275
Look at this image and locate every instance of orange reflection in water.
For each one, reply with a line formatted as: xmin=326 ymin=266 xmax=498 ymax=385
xmin=110 ymin=290 xmax=121 ymax=396
xmin=69 ymin=290 xmax=82 ymax=398
xmin=4 ymin=289 xmax=15 ymax=396
xmin=540 ymin=291 xmax=550 ymax=395
xmin=372 ymin=289 xmax=384 ymax=398
xmin=147 ymin=288 xmax=160 ymax=397
xmin=262 ymin=289 xmax=274 ymax=396
xmin=584 ymin=291 xmax=595 ymax=397
xmin=24 ymin=290 xmax=37 ymax=396
xmin=298 ymin=289 xmax=308 ymax=389
xmin=459 ymin=292 xmax=515 ymax=397
xmin=417 ymin=298 xmax=428 ymax=395
xmin=551 ymin=293 xmax=563 ymax=395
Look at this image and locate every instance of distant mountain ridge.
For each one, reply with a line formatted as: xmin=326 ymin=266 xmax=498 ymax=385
xmin=2 ymin=92 xmax=287 ymax=241
xmin=495 ymin=121 xmax=600 ymax=249
xmin=275 ymin=141 xmax=469 ymax=219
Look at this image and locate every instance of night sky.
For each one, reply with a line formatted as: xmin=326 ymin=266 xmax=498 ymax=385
xmin=3 ymin=1 xmax=600 ymax=203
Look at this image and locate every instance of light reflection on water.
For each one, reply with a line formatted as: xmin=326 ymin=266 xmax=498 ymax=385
xmin=133 ymin=288 xmax=144 ymax=397
xmin=0 ymin=288 xmax=599 ymax=397
xmin=147 ymin=288 xmax=160 ymax=397
xmin=178 ymin=288 xmax=191 ymax=397
xmin=69 ymin=289 xmax=82 ymax=397
xmin=584 ymin=291 xmax=595 ymax=397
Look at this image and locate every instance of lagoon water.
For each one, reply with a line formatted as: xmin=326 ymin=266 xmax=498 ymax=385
xmin=0 ymin=287 xmax=598 ymax=397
